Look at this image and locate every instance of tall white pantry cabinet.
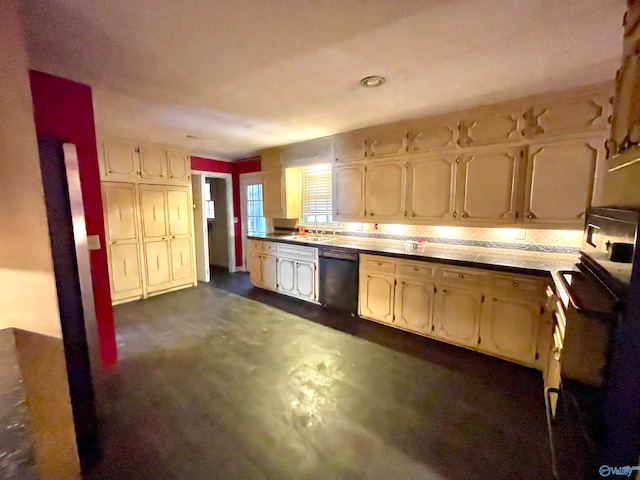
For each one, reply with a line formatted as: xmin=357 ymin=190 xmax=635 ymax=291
xmin=99 ymin=139 xmax=197 ymax=304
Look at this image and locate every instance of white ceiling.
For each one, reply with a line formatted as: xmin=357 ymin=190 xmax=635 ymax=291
xmin=21 ymin=0 xmax=625 ymax=160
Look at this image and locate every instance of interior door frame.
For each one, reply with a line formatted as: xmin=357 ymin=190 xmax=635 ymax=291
xmin=192 ymin=170 xmax=236 ymax=281
xmin=239 ymin=172 xmax=270 ymax=271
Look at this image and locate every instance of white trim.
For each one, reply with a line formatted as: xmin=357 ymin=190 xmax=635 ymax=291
xmin=192 ymin=170 xmax=236 ymax=274
xmin=239 ymin=171 xmax=268 ymax=271
xmin=191 ymin=174 xmax=209 ymax=282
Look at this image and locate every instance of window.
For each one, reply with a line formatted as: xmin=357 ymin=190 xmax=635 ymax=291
xmin=205 ymin=184 xmax=215 ymax=219
xmin=246 ymin=183 xmax=266 ymax=235
xmin=299 ymin=164 xmax=338 ymax=227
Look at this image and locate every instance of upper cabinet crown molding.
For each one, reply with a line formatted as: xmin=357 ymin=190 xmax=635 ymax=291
xmin=99 ymin=138 xmax=191 ymax=184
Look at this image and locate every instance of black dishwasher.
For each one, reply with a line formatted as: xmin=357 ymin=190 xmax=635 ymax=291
xmin=318 ymin=249 xmax=359 ymax=315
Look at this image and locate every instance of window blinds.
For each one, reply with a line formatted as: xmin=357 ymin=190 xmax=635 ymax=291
xmin=300 ymin=165 xmax=332 ymax=218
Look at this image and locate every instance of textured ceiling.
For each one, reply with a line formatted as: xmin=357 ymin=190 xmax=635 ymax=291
xmin=21 ymin=0 xmax=625 ymax=160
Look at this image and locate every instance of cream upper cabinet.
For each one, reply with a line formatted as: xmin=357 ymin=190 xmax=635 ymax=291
xmin=479 ymin=295 xmax=540 ymax=366
xmin=139 ymin=145 xmax=167 ymax=180
xmin=359 ymin=271 xmax=395 ymax=324
xmin=457 ymin=109 xmax=521 ymax=147
xmin=523 ymin=93 xmax=610 ymax=141
xmin=406 ymin=154 xmax=457 ymax=221
xmin=102 ymin=140 xmax=139 ymax=179
xmin=394 ymin=277 xmax=435 ymax=335
xmin=167 ymin=150 xmax=191 ymax=181
xmin=367 ymin=128 xmax=407 ymax=159
xmin=333 ymin=135 xmax=367 ymax=162
xmin=408 ymin=119 xmax=456 ymax=153
xmin=261 ymin=148 xmax=282 ymax=171
xmin=457 ymin=148 xmax=521 ymax=223
xmin=169 ymin=237 xmax=194 ymax=282
xmin=365 ymin=159 xmax=406 ymax=221
xmin=166 ymin=188 xmax=191 ymax=236
xmin=432 ymin=286 xmax=482 ymax=349
xmin=139 ymin=186 xmax=168 ymax=238
xmin=333 ymin=163 xmax=366 ymax=220
xmin=102 ymin=182 xmax=138 ymax=241
xmin=144 ymin=240 xmax=172 ymax=289
xmin=262 ymin=170 xmax=285 ymax=218
xmin=523 ymin=139 xmax=603 ymax=225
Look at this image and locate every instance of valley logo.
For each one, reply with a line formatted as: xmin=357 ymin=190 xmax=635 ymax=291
xmin=599 ymin=465 xmax=640 ymax=477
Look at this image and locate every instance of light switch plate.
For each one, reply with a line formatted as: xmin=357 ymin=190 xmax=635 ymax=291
xmin=87 ymin=235 xmax=101 ymax=250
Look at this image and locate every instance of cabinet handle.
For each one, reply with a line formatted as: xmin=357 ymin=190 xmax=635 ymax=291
xmin=370 ymin=212 xmax=374 ymax=216
xmin=413 ymin=267 xmax=419 ymax=271
xmin=376 ymin=262 xmax=381 ymax=266
xmin=335 ymin=212 xmax=339 ymax=216
xmin=169 ymin=175 xmax=173 ymax=178
xmin=404 ymin=211 xmax=408 ymax=217
xmin=335 ymin=157 xmax=339 ymax=162
xmin=367 ymin=275 xmax=371 ymax=278
xmin=458 ymin=274 xmax=464 ymax=279
xmin=462 ymin=213 xmax=469 ymax=218
xmin=453 ymin=211 xmax=457 ymax=218
xmin=527 ymin=213 xmax=534 ymax=219
xmin=513 ymin=282 xmax=519 ymax=287
xmin=401 ymin=281 xmax=406 ymax=285
xmin=442 ymin=289 xmax=447 ymax=293
xmin=137 ymin=171 xmax=141 ymax=176
xmin=107 ymin=169 xmax=113 ymax=173
xmin=162 ymin=236 xmax=167 ymax=240
xmin=411 ymin=213 xmax=416 ymax=218
xmin=492 ymin=298 xmax=497 ymax=302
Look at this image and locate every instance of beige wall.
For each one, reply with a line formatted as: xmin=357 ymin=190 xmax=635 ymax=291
xmin=0 ymin=0 xmax=62 ymax=338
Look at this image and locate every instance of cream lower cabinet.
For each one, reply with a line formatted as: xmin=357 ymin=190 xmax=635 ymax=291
xmin=432 ymin=286 xmax=483 ymax=349
xmin=249 ymin=252 xmax=277 ymax=290
xmin=358 ymin=254 xmax=547 ymax=369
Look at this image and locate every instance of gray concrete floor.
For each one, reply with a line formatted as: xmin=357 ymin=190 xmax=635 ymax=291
xmin=87 ymin=277 xmax=589 ymax=479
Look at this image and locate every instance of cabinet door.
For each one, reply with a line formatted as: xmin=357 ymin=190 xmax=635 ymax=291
xmin=102 ymin=182 xmax=138 ymax=241
xmin=457 ymin=111 xmax=520 ymax=147
xmin=367 ymin=129 xmax=407 ymax=159
xmin=108 ymin=243 xmax=142 ymax=296
xmin=167 ymin=150 xmax=190 ymax=182
xmin=102 ymin=140 xmax=139 ymax=179
xmin=407 ymin=154 xmax=457 ymax=221
xmin=139 ymin=186 xmax=167 ymax=238
xmin=524 ymin=140 xmax=601 ymax=225
xmin=433 ymin=286 xmax=482 ymax=348
xmin=277 ymin=257 xmax=295 ymax=294
xmin=365 ymin=159 xmax=406 ymax=220
xmin=248 ymin=252 xmax=263 ymax=286
xmin=139 ymin=145 xmax=167 ymax=180
xmin=359 ymin=272 xmax=395 ymax=324
xmin=144 ymin=240 xmax=171 ymax=289
xmin=394 ymin=278 xmax=435 ymax=335
xmin=261 ymin=254 xmax=277 ymax=291
xmin=409 ymin=120 xmax=456 ymax=152
xmin=169 ymin=237 xmax=193 ymax=283
xmin=295 ymin=260 xmax=316 ymax=301
xmin=262 ymin=170 xmax=285 ymax=218
xmin=166 ymin=188 xmax=191 ymax=236
xmin=333 ymin=164 xmax=366 ymax=219
xmin=333 ymin=136 xmax=366 ymax=162
xmin=479 ymin=296 xmax=540 ymax=366
xmin=458 ymin=148 xmax=521 ymax=222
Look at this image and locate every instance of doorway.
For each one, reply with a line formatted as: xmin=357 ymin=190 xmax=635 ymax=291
xmin=239 ymin=172 xmax=268 ymax=270
xmin=192 ymin=171 xmax=235 ymax=282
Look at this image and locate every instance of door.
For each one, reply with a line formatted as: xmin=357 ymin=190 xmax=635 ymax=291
xmin=167 ymin=150 xmax=190 ymax=182
xmin=248 ymin=252 xmax=263 ymax=286
xmin=407 ymin=154 xmax=457 ymax=221
xmin=102 ymin=182 xmax=138 ymax=241
xmin=433 ymin=286 xmax=482 ymax=348
xmin=102 ymin=139 xmax=139 ymax=179
xmin=261 ymin=254 xmax=277 ymax=291
xmin=139 ymin=186 xmax=167 ymax=238
xmin=365 ymin=159 xmax=406 ymax=221
xmin=295 ymin=260 xmax=316 ymax=301
xmin=262 ymin=170 xmax=284 ymax=218
xmin=169 ymin=237 xmax=193 ymax=283
xmin=138 ymin=145 xmax=166 ymax=180
xmin=394 ymin=278 xmax=435 ymax=335
xmin=109 ymin=243 xmax=143 ymax=295
xmin=144 ymin=240 xmax=171 ymax=289
xmin=333 ymin=163 xmax=366 ymax=219
xmin=524 ymin=140 xmax=601 ymax=225
xmin=167 ymin=187 xmax=191 ymax=236
xmin=277 ymin=257 xmax=296 ymax=294
xmin=458 ymin=148 xmax=521 ymax=222
xmin=191 ymin=174 xmax=208 ymax=282
xmin=240 ymin=174 xmax=267 ymax=270
xmin=359 ymin=272 xmax=395 ymax=324
xmin=479 ymin=296 xmax=540 ymax=366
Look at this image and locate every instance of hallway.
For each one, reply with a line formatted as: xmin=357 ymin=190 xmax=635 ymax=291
xmin=88 ymin=278 xmax=585 ymax=479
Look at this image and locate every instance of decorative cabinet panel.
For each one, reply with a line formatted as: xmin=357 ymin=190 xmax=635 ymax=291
xmin=294 ymin=260 xmax=316 ymax=301
xmin=169 ymin=237 xmax=194 ymax=282
xmin=139 ymin=186 xmax=167 ymax=238
xmin=406 ymin=154 xmax=457 ymax=221
xmin=432 ymin=286 xmax=482 ymax=349
xmin=457 ymin=111 xmax=520 ymax=147
xmin=261 ymin=254 xmax=278 ymax=290
xmin=458 ymin=148 xmax=521 ymax=223
xmin=167 ymin=188 xmax=191 ymax=236
xmin=333 ymin=135 xmax=367 ymax=162
xmin=277 ymin=257 xmax=296 ymax=294
xmin=144 ymin=240 xmax=172 ymax=289
xmin=332 ymin=129 xmax=406 ymax=162
xmin=359 ymin=271 xmax=395 ymax=324
xmin=394 ymin=278 xmax=435 ymax=335
xmin=523 ymin=139 xmax=603 ymax=225
xmin=409 ymin=120 xmax=456 ymax=152
xmin=248 ymin=252 xmax=263 ymax=286
xmin=333 ymin=163 xmax=366 ymax=219
xmin=102 ymin=182 xmax=143 ymax=302
xmin=479 ymin=295 xmax=540 ymax=366
xmin=365 ymin=159 xmax=406 ymax=221
xmin=262 ymin=169 xmax=300 ymax=219
xmin=100 ymin=139 xmax=190 ymax=184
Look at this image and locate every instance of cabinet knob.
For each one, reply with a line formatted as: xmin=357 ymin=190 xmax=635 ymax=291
xmin=413 ymin=267 xmax=419 ymax=271
xmin=107 ymin=169 xmax=113 ymax=174
xmin=462 ymin=213 xmax=469 ymax=218
xmin=367 ymin=275 xmax=371 ymax=278
xmin=453 ymin=211 xmax=457 ymax=218
xmin=492 ymin=298 xmax=497 ymax=302
xmin=458 ymin=274 xmax=464 ymax=279
xmin=335 ymin=157 xmax=339 ymax=162
xmin=527 ymin=213 xmax=534 ymax=219
xmin=335 ymin=212 xmax=339 ymax=216
xmin=404 ymin=211 xmax=408 ymax=217
xmin=513 ymin=282 xmax=519 ymax=287
xmin=376 ymin=262 xmax=382 ymax=266
xmin=370 ymin=212 xmax=374 ymax=216
xmin=411 ymin=213 xmax=416 ymax=218
xmin=401 ymin=281 xmax=406 ymax=285
xmin=443 ymin=289 xmax=448 ymax=293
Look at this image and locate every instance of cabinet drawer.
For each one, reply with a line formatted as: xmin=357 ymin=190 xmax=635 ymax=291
xmin=263 ymin=242 xmax=277 ymax=253
xmin=361 ymin=254 xmax=396 ymax=273
xmin=398 ymin=260 xmax=436 ymax=278
xmin=440 ymin=267 xmax=485 ymax=286
xmin=276 ymin=243 xmax=317 ymax=261
xmin=249 ymin=240 xmax=263 ymax=252
xmin=490 ymin=274 xmax=544 ymax=296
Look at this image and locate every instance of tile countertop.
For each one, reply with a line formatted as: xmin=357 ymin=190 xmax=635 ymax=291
xmin=248 ymin=233 xmax=579 ymax=278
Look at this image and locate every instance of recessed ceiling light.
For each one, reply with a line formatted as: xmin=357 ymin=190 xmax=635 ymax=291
xmin=186 ymin=134 xmax=199 ymax=139
xmin=360 ymin=76 xmax=385 ymax=88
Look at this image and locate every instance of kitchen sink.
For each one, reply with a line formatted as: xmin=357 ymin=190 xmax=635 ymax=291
xmin=281 ymin=235 xmax=332 ymax=243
